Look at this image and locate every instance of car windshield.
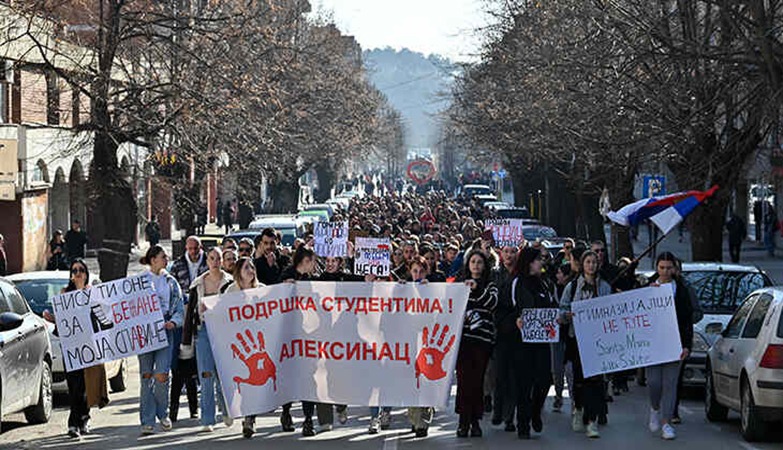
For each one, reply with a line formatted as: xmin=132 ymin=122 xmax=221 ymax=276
xmin=522 ymin=227 xmax=557 ymax=240
xmin=680 ymin=270 xmax=772 ymax=314
xmin=12 ymin=279 xmax=69 ymax=315
xmin=465 ymin=186 xmax=491 ymax=196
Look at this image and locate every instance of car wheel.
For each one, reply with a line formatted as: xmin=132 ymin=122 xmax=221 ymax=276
xmin=109 ymin=360 xmax=127 ymax=393
xmin=24 ymin=363 xmax=52 ymax=424
xmin=740 ymin=377 xmax=769 ymax=442
xmin=705 ymin=366 xmax=728 ymax=422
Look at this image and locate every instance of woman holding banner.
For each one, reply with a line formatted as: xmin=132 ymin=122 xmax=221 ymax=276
xmin=645 ymin=252 xmax=693 ymax=441
xmin=138 ymin=245 xmax=184 ymax=435
xmin=43 ymin=259 xmax=109 ymax=439
xmin=406 ymin=256 xmax=436 ymax=437
xmin=456 ymin=249 xmax=498 ymax=438
xmin=183 ymin=247 xmax=234 ymax=432
xmin=512 ymin=247 xmax=556 ymax=439
xmin=225 ymin=256 xmax=267 ymax=439
xmin=559 ymin=250 xmax=611 ymax=439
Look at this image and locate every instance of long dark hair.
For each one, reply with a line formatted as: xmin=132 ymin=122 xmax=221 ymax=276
xmin=462 ymin=249 xmax=491 ymax=285
xmin=292 ymin=245 xmax=315 ymax=270
xmin=515 ymin=247 xmax=542 ymax=279
xmin=65 ymin=259 xmax=89 ymax=293
xmin=140 ymin=244 xmax=166 ymax=266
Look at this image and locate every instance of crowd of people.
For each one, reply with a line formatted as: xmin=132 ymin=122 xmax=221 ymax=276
xmin=48 ymin=182 xmax=696 ymax=442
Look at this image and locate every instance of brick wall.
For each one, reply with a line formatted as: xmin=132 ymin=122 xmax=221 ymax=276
xmin=20 ymin=69 xmax=47 ymax=125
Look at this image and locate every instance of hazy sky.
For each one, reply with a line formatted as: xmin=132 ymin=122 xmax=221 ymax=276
xmin=312 ymin=0 xmax=488 ymax=62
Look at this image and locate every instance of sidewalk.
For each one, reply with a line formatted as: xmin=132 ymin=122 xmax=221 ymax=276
xmin=628 ymin=226 xmax=783 ymax=283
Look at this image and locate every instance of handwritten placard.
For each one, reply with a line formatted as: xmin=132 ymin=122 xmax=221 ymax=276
xmin=485 ymin=218 xmax=524 ymax=248
xmin=314 ymin=221 xmax=348 ymax=257
xmin=570 ymin=285 xmax=681 ymax=377
xmin=521 ymin=308 xmax=560 ymax=343
xmin=354 ymin=237 xmax=392 ymax=277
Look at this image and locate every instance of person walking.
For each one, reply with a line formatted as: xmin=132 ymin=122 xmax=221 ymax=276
xmin=646 ymin=252 xmax=693 ymax=441
xmin=406 ymin=256 xmax=436 ymax=437
xmin=491 ymin=244 xmax=519 ymax=429
xmin=183 ymin=247 xmax=234 ymax=432
xmin=224 ymin=257 xmax=267 ymax=439
xmin=46 ymin=230 xmax=68 ymax=270
xmin=42 ymin=259 xmax=109 ymax=438
xmin=145 ymin=215 xmax=162 ymax=247
xmin=559 ymin=250 xmax=611 ymax=439
xmin=551 ymin=263 xmax=574 ymax=412
xmin=64 ymin=219 xmax=88 ymax=263
xmin=763 ymin=202 xmax=778 ymax=257
xmin=456 ymin=249 xmax=498 ymax=438
xmin=138 ymin=245 xmax=184 ymax=435
xmin=726 ymin=213 xmax=747 ymax=263
xmin=512 ymin=247 xmax=556 ymax=439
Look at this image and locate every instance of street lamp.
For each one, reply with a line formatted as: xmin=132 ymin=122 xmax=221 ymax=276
xmin=537 ymin=190 xmax=542 ymax=221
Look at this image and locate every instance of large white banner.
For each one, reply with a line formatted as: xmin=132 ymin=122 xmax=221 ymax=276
xmin=50 ymin=274 xmax=168 ymax=371
xmin=314 ymin=221 xmax=348 ymax=257
xmin=202 ymin=281 xmax=469 ymax=418
xmin=571 ymin=284 xmax=681 ymax=378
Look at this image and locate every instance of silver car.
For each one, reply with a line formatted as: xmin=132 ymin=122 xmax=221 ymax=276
xmin=705 ymin=287 xmax=783 ymax=442
xmin=6 ymin=271 xmax=127 ymax=395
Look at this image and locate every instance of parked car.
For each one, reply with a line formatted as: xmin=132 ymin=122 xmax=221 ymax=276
xmin=494 ymin=206 xmax=531 ymax=219
xmin=484 ymin=201 xmax=511 ymax=210
xmin=6 ymin=271 xmax=128 ymax=395
xmin=295 ymin=210 xmax=330 ymax=223
xmin=245 ymin=215 xmax=306 ymax=247
xmin=462 ymin=184 xmax=493 ymax=197
xmin=678 ymin=263 xmax=773 ymax=387
xmin=475 ymin=194 xmax=499 ymax=206
xmin=521 ymin=225 xmax=558 ymax=242
xmin=300 ymin=203 xmax=335 ymax=219
xmin=0 ymin=276 xmax=53 ymax=430
xmin=705 ymin=287 xmax=783 ymax=442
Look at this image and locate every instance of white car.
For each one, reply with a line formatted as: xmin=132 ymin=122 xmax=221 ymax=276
xmin=7 ymin=271 xmax=128 ymax=395
xmin=705 ymin=287 xmax=783 ymax=442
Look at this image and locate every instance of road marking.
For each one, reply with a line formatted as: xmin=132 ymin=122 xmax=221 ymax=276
xmin=383 ymin=433 xmax=399 ymax=450
xmin=738 ymin=442 xmax=761 ymax=450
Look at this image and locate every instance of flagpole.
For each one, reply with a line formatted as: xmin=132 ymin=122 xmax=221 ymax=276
xmin=611 ymin=225 xmax=672 ymax=285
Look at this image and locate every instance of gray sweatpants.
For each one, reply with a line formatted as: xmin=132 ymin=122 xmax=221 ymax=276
xmin=408 ymin=407 xmax=434 ymax=430
xmin=646 ymin=361 xmax=681 ymax=421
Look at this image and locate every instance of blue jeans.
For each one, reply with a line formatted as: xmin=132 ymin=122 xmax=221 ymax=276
xmin=370 ymin=406 xmax=391 ymax=418
xmin=138 ymin=338 xmax=173 ymax=426
xmin=196 ymin=327 xmax=227 ymax=425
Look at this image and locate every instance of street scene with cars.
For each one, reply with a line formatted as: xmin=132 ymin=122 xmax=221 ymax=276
xmin=1 ymin=1 xmax=783 ymax=450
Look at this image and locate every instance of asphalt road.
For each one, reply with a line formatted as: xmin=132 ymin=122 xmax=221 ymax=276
xmin=1 ymin=358 xmax=780 ymax=450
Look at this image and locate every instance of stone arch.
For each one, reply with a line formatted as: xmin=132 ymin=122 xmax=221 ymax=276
xmin=50 ymin=167 xmax=69 ymax=235
xmin=32 ymin=159 xmax=49 ymax=183
xmin=69 ymin=159 xmax=86 ymax=227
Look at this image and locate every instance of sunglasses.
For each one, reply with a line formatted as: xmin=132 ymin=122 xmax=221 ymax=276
xmin=71 ymin=267 xmax=86 ymax=274
xmin=238 ymin=247 xmax=252 ymax=253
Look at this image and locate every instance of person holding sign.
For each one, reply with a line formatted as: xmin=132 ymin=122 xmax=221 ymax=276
xmin=559 ymin=250 xmax=611 ymax=439
xmin=43 ymin=259 xmax=108 ymax=439
xmin=406 ymin=256 xmax=437 ymax=438
xmin=182 ymin=248 xmax=234 ymax=432
xmin=456 ymin=249 xmax=498 ymax=438
xmin=645 ymin=252 xmax=693 ymax=441
xmin=511 ymin=247 xmax=557 ymax=439
xmin=138 ymin=245 xmax=185 ymax=435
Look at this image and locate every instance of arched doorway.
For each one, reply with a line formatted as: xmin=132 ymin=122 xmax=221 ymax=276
xmin=50 ymin=167 xmax=69 ymax=234
xmin=69 ymin=159 xmax=86 ymax=227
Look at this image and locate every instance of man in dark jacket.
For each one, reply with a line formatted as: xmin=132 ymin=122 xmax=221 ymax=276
xmin=726 ymin=213 xmax=747 ymax=263
xmin=65 ymin=220 xmax=88 ymax=262
xmin=170 ymin=236 xmax=208 ymax=298
xmin=490 ymin=245 xmax=519 ymax=429
xmin=253 ymin=227 xmax=291 ymax=285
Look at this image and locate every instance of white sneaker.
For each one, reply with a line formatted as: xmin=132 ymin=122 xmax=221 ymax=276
xmin=160 ymin=417 xmax=173 ymax=431
xmin=586 ymin=421 xmax=600 ymax=438
xmin=201 ymin=425 xmax=214 ymax=433
xmin=338 ymin=409 xmax=348 ymax=424
xmin=571 ymin=409 xmax=585 ymax=432
xmin=369 ymin=417 xmax=381 ymax=434
xmin=223 ymin=415 xmax=234 ymax=427
xmin=140 ymin=425 xmax=155 ymax=435
xmin=661 ymin=423 xmax=676 ymax=440
xmin=649 ymin=408 xmax=661 ymax=433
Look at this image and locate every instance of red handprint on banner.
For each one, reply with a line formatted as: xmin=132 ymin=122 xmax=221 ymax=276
xmin=545 ymin=323 xmax=557 ymax=339
xmin=415 ymin=324 xmax=456 ymax=389
xmin=231 ymin=329 xmax=277 ymax=392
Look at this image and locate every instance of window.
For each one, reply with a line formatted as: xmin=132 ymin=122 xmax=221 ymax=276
xmin=0 ymin=288 xmax=9 ymax=314
xmin=0 ymin=282 xmax=28 ymax=315
xmin=724 ymin=294 xmax=756 ymax=339
xmin=742 ymin=294 xmax=773 ymax=339
xmin=681 ymin=271 xmax=772 ymax=314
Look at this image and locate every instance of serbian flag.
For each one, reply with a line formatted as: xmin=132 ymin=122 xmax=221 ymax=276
xmin=607 ymin=185 xmax=719 ymax=234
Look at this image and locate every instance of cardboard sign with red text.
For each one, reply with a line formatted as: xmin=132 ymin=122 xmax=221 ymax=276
xmin=202 ymin=281 xmax=469 ymax=418
xmin=50 ymin=274 xmax=168 ymax=372
xmin=570 ymin=284 xmax=681 ymax=377
xmin=485 ymin=218 xmax=524 ymax=248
